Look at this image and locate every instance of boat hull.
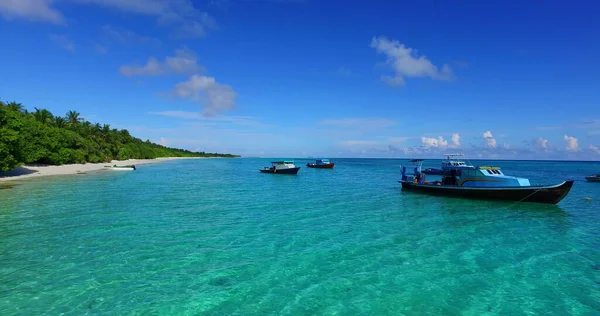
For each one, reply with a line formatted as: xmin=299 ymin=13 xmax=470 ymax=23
xmin=306 ymin=163 xmax=334 ymax=169
xmin=585 ymin=176 xmax=600 ymax=182
xmin=259 ymin=167 xmax=300 ymax=174
xmin=399 ymin=180 xmax=574 ymax=204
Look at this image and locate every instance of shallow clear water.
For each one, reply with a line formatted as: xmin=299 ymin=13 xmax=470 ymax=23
xmin=1 ymin=158 xmax=599 ymax=315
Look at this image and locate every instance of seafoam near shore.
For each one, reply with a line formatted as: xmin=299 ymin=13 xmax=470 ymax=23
xmin=0 ymin=157 xmax=204 ymax=182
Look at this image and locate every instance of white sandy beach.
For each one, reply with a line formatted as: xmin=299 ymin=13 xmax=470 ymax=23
xmin=0 ymin=157 xmax=204 ymax=182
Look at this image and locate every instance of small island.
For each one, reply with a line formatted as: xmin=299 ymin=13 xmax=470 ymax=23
xmin=0 ymin=100 xmax=239 ymax=173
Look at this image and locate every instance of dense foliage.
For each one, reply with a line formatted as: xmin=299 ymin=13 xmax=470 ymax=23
xmin=0 ymin=101 xmax=239 ymax=171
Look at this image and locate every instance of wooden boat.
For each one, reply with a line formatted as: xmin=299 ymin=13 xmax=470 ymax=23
xmin=259 ymin=161 xmax=300 ymax=175
xmin=105 ymin=164 xmax=136 ymax=171
xmin=585 ymin=174 xmax=600 ymax=182
xmin=399 ymin=154 xmax=573 ymax=204
xmin=306 ymin=159 xmax=334 ymax=169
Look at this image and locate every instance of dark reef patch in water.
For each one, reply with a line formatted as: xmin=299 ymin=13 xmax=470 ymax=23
xmin=210 ymin=277 xmax=232 ymax=287
xmin=0 ymin=183 xmax=16 ymax=190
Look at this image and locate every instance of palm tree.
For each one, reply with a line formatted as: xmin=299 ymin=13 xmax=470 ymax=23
xmin=66 ymin=110 xmax=82 ymax=125
xmin=120 ymin=129 xmax=133 ymax=143
xmin=6 ymin=101 xmax=24 ymax=112
xmin=54 ymin=117 xmax=67 ymax=128
xmin=33 ymin=108 xmax=54 ymax=124
xmin=81 ymin=121 xmax=92 ymax=136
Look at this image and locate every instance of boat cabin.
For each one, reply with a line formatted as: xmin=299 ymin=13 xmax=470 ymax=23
xmin=316 ymin=159 xmax=330 ymax=165
xmin=443 ymin=165 xmax=531 ymax=188
xmin=403 ymin=154 xmax=531 ymax=187
xmin=441 ymin=154 xmax=473 ymax=170
xmin=270 ymin=161 xmax=296 ymax=169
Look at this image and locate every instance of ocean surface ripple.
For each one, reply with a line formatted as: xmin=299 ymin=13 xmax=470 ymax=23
xmin=1 ymin=158 xmax=599 ymax=315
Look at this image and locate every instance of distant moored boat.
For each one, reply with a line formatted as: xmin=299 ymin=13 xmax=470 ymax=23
xmin=585 ymin=174 xmax=600 ymax=182
xmin=105 ymin=164 xmax=136 ymax=171
xmin=259 ymin=161 xmax=300 ymax=175
xmin=306 ymin=159 xmax=334 ymax=169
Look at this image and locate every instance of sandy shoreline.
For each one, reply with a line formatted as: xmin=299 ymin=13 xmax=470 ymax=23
xmin=0 ymin=157 xmax=205 ymax=182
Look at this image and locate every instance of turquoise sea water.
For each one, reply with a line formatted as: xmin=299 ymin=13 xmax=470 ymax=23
xmin=1 ymin=158 xmax=599 ymax=315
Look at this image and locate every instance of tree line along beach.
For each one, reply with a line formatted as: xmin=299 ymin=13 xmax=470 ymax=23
xmin=0 ymin=100 xmax=239 ymax=181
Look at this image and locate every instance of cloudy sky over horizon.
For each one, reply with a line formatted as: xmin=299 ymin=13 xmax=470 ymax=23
xmin=1 ymin=0 xmax=599 ymax=159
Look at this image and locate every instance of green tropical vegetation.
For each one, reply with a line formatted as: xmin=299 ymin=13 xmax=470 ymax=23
xmin=0 ymin=100 xmax=239 ymax=171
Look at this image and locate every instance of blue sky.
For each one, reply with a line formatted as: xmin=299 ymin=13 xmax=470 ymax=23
xmin=1 ymin=0 xmax=599 ymax=159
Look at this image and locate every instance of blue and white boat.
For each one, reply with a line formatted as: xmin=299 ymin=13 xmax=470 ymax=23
xmin=259 ymin=161 xmax=301 ymax=174
xmin=399 ymin=154 xmax=574 ymax=204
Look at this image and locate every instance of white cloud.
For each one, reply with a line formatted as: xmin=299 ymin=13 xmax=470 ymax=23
xmin=421 ymin=136 xmax=448 ymax=148
xmin=590 ymin=145 xmax=600 ymax=155
xmin=533 ymin=137 xmax=550 ymax=150
xmin=49 ymin=34 xmax=75 ymax=51
xmin=370 ymin=36 xmax=453 ymax=86
xmin=319 ymin=118 xmax=395 ymax=129
xmin=80 ymin=0 xmax=217 ymax=38
xmin=120 ymin=47 xmax=202 ymax=76
xmin=0 ymin=0 xmax=64 ymax=24
xmin=121 ymin=47 xmax=235 ymax=116
xmin=450 ymin=133 xmax=460 ymax=147
xmin=1 ymin=0 xmax=216 ymax=38
xmin=102 ymin=25 xmax=161 ymax=46
xmin=158 ymin=137 xmax=168 ymax=146
xmin=482 ymin=130 xmax=497 ymax=148
xmin=175 ymin=19 xmax=215 ymax=38
xmin=503 ymin=143 xmax=510 ymax=149
xmin=170 ymin=74 xmax=237 ymax=116
xmin=563 ymin=135 xmax=579 ymax=152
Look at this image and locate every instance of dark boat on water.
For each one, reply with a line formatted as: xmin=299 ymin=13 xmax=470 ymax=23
xmin=306 ymin=159 xmax=334 ymax=169
xmin=259 ymin=161 xmax=300 ymax=175
xmin=585 ymin=174 xmax=600 ymax=182
xmin=399 ymin=154 xmax=574 ymax=204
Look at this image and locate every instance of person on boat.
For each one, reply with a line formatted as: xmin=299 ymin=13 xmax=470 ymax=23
xmin=448 ymin=170 xmax=457 ymax=185
xmin=442 ymin=170 xmax=457 ymax=185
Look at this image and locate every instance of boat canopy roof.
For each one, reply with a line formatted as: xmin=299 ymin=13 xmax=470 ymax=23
xmin=443 ymin=153 xmax=464 ymax=158
xmin=409 ymin=159 xmax=424 ymax=162
xmin=271 ymin=161 xmax=294 ymax=164
xmin=479 ymin=166 xmax=501 ymax=170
